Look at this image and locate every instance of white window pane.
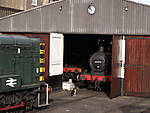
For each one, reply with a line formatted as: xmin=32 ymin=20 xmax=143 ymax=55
xmin=32 ymin=0 xmax=37 ymax=6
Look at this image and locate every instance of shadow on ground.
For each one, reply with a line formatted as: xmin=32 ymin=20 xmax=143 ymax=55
xmin=119 ymin=104 xmax=150 ymax=113
xmin=77 ymin=81 xmax=111 ymax=98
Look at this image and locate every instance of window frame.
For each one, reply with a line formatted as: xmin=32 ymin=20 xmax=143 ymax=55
xmin=32 ymin=0 xmax=38 ymax=6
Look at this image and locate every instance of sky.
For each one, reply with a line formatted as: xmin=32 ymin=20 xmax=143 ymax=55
xmin=131 ymin=0 xmax=150 ymax=2
xmin=128 ymin=0 xmax=150 ymax=5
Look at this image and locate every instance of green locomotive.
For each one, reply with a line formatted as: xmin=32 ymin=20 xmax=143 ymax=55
xmin=0 ymin=34 xmax=49 ymax=112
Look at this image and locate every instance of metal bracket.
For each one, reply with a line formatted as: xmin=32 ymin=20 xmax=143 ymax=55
xmin=38 ymin=83 xmax=49 ymax=107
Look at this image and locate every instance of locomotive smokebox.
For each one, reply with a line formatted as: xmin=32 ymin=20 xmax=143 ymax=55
xmin=89 ymin=46 xmax=108 ymax=74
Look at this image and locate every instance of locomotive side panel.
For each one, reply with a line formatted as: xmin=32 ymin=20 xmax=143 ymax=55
xmin=0 ymin=35 xmax=41 ymax=93
xmin=0 ymin=35 xmax=49 ymax=112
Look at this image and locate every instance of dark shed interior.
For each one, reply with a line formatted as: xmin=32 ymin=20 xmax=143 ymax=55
xmin=64 ymin=34 xmax=112 ymax=73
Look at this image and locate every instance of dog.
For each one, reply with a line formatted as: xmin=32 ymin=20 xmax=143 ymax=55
xmin=71 ymin=88 xmax=77 ymax=96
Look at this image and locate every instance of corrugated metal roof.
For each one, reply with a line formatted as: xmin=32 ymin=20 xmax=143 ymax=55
xmin=0 ymin=0 xmax=150 ymax=35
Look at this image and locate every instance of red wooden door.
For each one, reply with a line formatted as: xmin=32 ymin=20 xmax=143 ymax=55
xmin=125 ymin=36 xmax=150 ymax=97
xmin=111 ymin=35 xmax=122 ymax=98
xmin=29 ymin=34 xmax=50 ymax=82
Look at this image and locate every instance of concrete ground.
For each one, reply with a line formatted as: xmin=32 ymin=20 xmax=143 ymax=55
xmin=30 ymin=87 xmax=150 ymax=113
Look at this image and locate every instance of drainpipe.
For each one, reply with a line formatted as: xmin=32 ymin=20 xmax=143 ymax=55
xmin=25 ymin=0 xmax=27 ymax=10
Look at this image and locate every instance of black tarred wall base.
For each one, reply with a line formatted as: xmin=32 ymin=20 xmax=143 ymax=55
xmin=48 ymin=75 xmax=62 ymax=91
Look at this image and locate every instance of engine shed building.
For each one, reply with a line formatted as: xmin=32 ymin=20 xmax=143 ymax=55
xmin=0 ymin=0 xmax=150 ymax=98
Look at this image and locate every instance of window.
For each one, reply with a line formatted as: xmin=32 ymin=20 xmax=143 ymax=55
xmin=42 ymin=0 xmax=50 ymax=5
xmin=32 ymin=0 xmax=38 ymax=6
xmin=41 ymin=0 xmax=45 ymax=5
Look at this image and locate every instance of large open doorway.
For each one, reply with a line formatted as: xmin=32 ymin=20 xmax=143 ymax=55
xmin=63 ymin=34 xmax=113 ymax=96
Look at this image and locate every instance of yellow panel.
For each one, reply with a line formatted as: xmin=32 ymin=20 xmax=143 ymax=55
xmin=40 ymin=58 xmax=45 ymax=63
xmin=40 ymin=43 xmax=45 ymax=46
xmin=40 ymin=76 xmax=44 ymax=81
xmin=40 ymin=50 xmax=45 ymax=54
xmin=40 ymin=67 xmax=45 ymax=72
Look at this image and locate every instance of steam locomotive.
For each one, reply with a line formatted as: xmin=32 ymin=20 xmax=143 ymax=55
xmin=80 ymin=45 xmax=112 ymax=90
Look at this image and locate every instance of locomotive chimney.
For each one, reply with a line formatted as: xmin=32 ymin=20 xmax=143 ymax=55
xmin=99 ymin=46 xmax=104 ymax=52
